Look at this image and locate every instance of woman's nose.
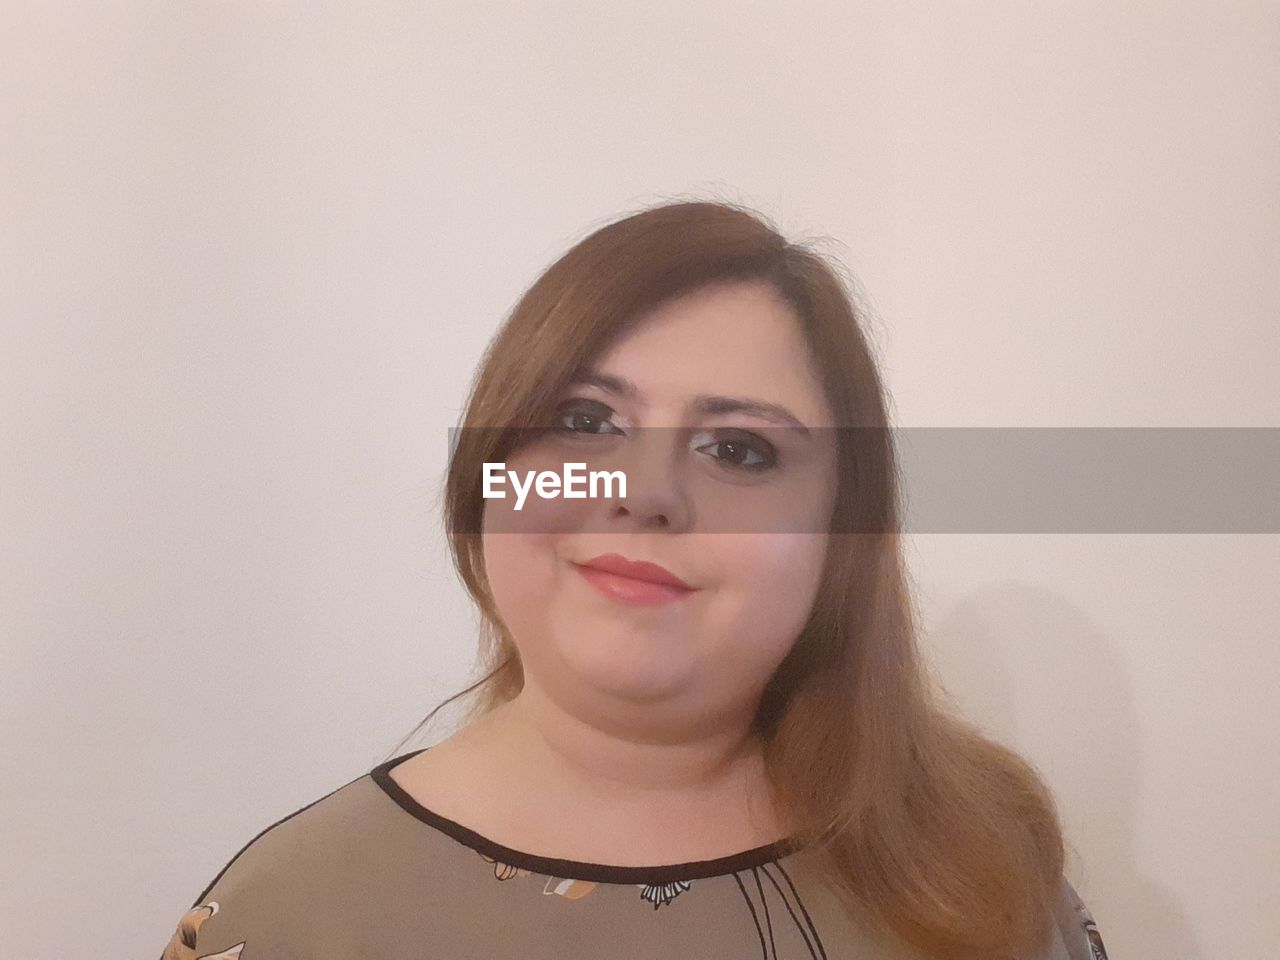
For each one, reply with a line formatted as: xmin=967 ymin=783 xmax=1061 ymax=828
xmin=602 ymin=429 xmax=692 ymax=532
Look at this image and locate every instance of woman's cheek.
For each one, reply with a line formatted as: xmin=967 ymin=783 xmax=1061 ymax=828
xmin=726 ymin=534 xmax=828 ymax=633
xmin=480 ymin=531 xmax=557 ymax=634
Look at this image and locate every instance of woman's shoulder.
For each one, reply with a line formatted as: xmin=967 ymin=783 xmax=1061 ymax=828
xmin=159 ymin=764 xmax=397 ymax=959
xmin=200 ymin=768 xmax=384 ymax=888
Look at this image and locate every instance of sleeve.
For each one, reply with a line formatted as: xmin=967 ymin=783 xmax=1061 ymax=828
xmin=1054 ymin=878 xmax=1111 ymax=960
xmin=159 ymin=899 xmax=244 ymax=960
xmin=156 ymin=821 xmax=295 ymax=960
xmin=157 ymin=773 xmax=371 ymax=960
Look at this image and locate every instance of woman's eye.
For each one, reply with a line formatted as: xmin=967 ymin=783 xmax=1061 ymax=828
xmin=694 ymin=432 xmax=778 ymax=472
xmin=552 ymin=400 xmax=625 ymax=436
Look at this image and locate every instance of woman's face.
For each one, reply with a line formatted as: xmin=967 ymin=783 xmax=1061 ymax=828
xmin=480 ymin=279 xmax=839 ymax=738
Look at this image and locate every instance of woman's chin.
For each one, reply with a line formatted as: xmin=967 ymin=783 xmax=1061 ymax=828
xmin=554 ymin=634 xmax=695 ymax=699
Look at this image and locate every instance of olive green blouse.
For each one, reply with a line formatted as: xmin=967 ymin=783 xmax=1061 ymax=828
xmin=160 ymin=747 xmax=1109 ymax=960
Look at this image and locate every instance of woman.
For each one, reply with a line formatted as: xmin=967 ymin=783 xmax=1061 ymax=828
xmin=162 ymin=200 xmax=1109 ymax=960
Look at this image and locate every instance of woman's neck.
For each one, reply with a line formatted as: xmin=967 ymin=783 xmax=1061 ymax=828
xmin=400 ymin=686 xmax=793 ymax=863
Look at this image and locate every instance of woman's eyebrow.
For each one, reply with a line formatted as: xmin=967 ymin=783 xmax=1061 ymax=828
xmin=569 ymin=371 xmax=812 ymax=439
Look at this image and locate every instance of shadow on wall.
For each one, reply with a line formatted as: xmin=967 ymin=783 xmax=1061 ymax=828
xmin=924 ymin=580 xmax=1202 ymax=960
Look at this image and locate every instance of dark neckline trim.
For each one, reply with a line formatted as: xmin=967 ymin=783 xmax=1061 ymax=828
xmin=369 ymin=747 xmax=803 ymax=884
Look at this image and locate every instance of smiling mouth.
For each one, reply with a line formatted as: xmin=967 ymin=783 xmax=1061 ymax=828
xmin=575 ymin=552 xmax=694 ymax=587
xmin=570 ymin=561 xmax=699 ymax=606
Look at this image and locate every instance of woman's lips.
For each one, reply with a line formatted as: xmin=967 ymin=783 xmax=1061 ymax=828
xmin=571 ymin=562 xmax=699 ymax=606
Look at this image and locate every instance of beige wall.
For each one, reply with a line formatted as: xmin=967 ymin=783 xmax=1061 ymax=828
xmin=2 ymin=3 xmax=1276 ymax=956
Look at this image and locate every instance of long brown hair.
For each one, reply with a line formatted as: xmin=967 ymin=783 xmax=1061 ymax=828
xmin=389 ymin=198 xmax=1067 ymax=959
